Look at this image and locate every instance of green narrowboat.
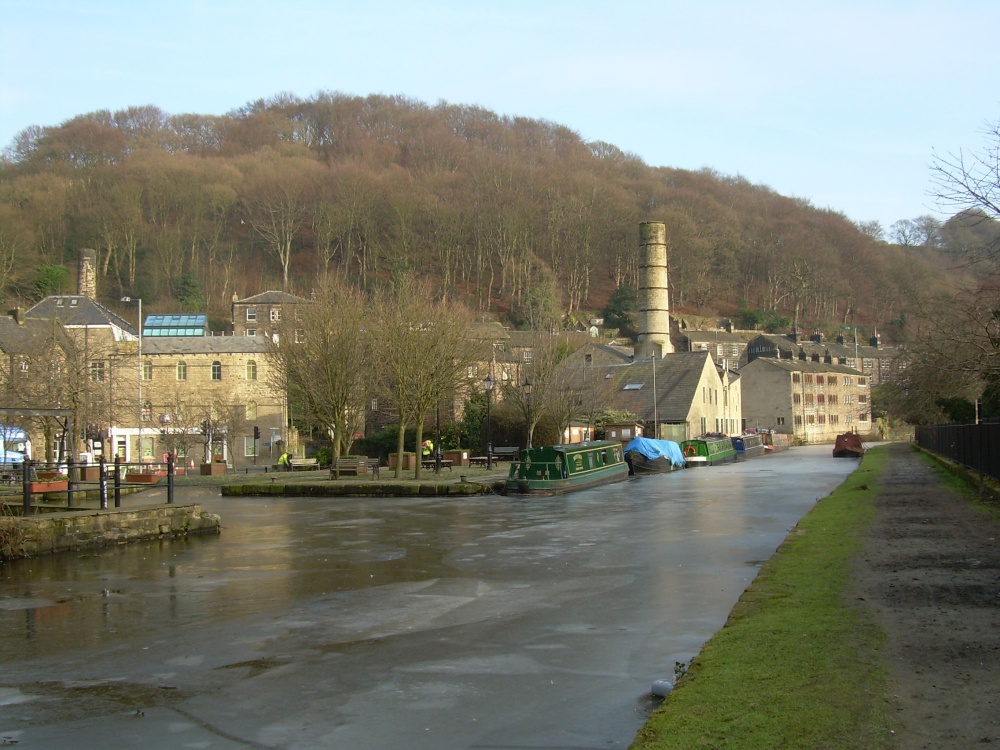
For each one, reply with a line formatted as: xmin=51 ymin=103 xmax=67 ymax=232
xmin=679 ymin=436 xmax=737 ymax=467
xmin=504 ymin=440 xmax=629 ymax=495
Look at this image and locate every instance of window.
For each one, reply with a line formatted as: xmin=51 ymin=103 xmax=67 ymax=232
xmin=858 ymin=394 xmax=868 ymax=403
xmin=371 ymin=397 xmax=378 ymax=411
xmin=830 ymin=415 xmax=839 ymax=425
xmin=523 ymin=350 xmax=533 ymax=364
xmin=246 ymin=401 xmax=257 ymax=420
xmin=858 ymin=376 xmax=867 ymax=386
xmin=829 ymin=395 xmax=839 ymax=404
xmin=827 ymin=376 xmax=837 ymax=386
xmin=270 ymin=308 xmax=281 ymax=322
xmin=794 ymin=415 xmax=803 ymax=425
xmin=845 ymin=414 xmax=853 ymax=424
xmin=793 ymin=393 xmax=801 ymax=405
xmin=246 ymin=307 xmax=257 ymax=321
xmin=816 ymin=375 xmax=824 ymax=385
xmin=624 ymin=383 xmax=644 ymax=391
xmin=585 ymin=354 xmax=593 ymax=364
xmin=775 ymin=417 xmax=785 ymax=426
xmin=176 ymin=361 xmax=188 ymax=381
xmin=843 ymin=394 xmax=853 ymax=404
xmin=804 ymin=374 xmax=814 ymax=384
xmin=19 ymin=360 xmax=28 ymax=373
xmin=817 ymin=393 xmax=825 ymax=404
xmin=246 ymin=328 xmax=256 ymax=337
xmin=792 ymin=373 xmax=801 ymax=383
xmin=90 ymin=361 xmax=105 ymax=382
xmin=818 ymin=414 xmax=826 ymax=424
xmin=805 ymin=393 xmax=814 ymax=405
xmin=467 ymin=366 xmax=476 ymax=378
xmin=212 ymin=361 xmax=222 ymax=380
xmin=294 ymin=329 xmax=305 ymax=343
xmin=246 ymin=360 xmax=257 ymax=380
xmin=806 ymin=415 xmax=815 ymax=424
xmin=142 ymin=361 xmax=153 ymax=381
xmin=844 ymin=376 xmax=853 ymax=385
xmin=244 ymin=436 xmax=257 ymax=457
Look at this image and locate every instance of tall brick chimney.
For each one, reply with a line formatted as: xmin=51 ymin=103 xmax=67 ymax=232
xmin=78 ymin=248 xmax=97 ymax=299
xmin=635 ymin=222 xmax=673 ymax=359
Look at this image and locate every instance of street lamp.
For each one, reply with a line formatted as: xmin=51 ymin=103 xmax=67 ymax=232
xmin=121 ymin=296 xmax=142 ymax=465
xmin=483 ymin=374 xmax=494 ymax=469
xmin=522 ymin=377 xmax=532 ymax=449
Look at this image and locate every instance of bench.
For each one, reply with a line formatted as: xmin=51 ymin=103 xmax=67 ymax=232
xmin=331 ymin=457 xmax=369 ymax=476
xmin=421 ymin=459 xmax=453 ymax=471
xmin=491 ymin=446 xmax=521 ymax=461
xmin=289 ymin=457 xmax=319 ymax=470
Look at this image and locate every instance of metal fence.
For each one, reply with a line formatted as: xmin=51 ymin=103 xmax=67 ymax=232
xmin=915 ymin=420 xmax=1000 ymax=483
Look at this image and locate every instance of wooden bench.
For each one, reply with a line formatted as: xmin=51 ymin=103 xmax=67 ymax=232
xmin=469 ymin=456 xmax=489 ymax=468
xmin=288 ymin=457 xmax=319 ymax=470
xmin=491 ymin=446 xmax=521 ymax=461
xmin=421 ymin=459 xmax=453 ymax=471
xmin=331 ymin=457 xmax=369 ymax=476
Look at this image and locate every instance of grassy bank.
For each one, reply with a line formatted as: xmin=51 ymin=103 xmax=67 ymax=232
xmin=631 ymin=446 xmax=892 ymax=750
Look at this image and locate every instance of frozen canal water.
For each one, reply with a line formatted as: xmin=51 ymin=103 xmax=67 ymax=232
xmin=1 ymin=445 xmax=857 ymax=749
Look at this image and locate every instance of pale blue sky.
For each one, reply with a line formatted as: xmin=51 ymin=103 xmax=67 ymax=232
xmin=2 ymin=0 xmax=997 ymax=231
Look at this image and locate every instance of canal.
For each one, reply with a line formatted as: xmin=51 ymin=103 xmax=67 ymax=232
xmin=0 ymin=445 xmax=857 ymax=749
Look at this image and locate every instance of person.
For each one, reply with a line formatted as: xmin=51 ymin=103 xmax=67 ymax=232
xmin=278 ymin=451 xmax=291 ymax=471
xmin=421 ymin=439 xmax=433 ymax=459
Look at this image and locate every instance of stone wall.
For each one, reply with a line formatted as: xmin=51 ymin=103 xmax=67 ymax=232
xmin=5 ymin=504 xmax=220 ymax=558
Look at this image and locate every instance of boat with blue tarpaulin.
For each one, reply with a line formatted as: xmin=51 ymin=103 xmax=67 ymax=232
xmin=623 ymin=437 xmax=686 ymax=474
xmin=504 ymin=440 xmax=628 ymax=495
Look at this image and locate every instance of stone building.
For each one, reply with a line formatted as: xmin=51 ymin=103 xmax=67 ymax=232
xmin=738 ymin=357 xmax=872 ymax=444
xmin=231 ymin=291 xmax=312 ymax=340
xmin=744 ymin=330 xmax=896 ymax=385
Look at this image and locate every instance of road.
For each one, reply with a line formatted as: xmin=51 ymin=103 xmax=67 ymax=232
xmin=0 ymin=445 xmax=857 ymax=749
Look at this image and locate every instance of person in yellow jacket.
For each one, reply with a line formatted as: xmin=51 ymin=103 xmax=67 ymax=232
xmin=421 ymin=439 xmax=434 ymax=459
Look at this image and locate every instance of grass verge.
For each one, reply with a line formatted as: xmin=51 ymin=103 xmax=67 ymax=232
xmin=630 ymin=446 xmax=892 ymax=750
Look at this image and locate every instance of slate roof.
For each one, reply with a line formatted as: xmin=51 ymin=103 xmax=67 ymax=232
xmin=142 ymin=336 xmax=269 ymax=355
xmin=234 ymin=291 xmax=311 ymax=305
xmin=25 ymin=296 xmax=137 ymax=336
xmin=613 ymin=351 xmax=715 ymax=422
xmin=748 ymin=333 xmax=894 ymax=361
xmin=0 ymin=316 xmax=70 ymax=355
xmin=741 ymin=357 xmax=864 ymax=377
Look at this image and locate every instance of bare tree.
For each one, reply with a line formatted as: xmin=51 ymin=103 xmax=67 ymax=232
xmin=930 ymin=117 xmax=1000 ymax=267
xmin=265 ymin=277 xmax=370 ymax=471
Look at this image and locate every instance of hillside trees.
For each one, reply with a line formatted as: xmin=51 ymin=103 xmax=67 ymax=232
xmin=0 ymin=92 xmax=966 ymax=339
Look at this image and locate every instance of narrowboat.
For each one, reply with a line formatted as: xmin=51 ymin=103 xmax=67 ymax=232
xmin=623 ymin=437 xmax=686 ymax=475
xmin=679 ymin=436 xmax=737 ymax=467
xmin=504 ymin=440 xmax=628 ymax=495
xmin=732 ymin=433 xmax=766 ymax=459
xmin=832 ymin=432 xmax=865 ymax=458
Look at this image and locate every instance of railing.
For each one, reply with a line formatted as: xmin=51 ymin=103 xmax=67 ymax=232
xmin=915 ymin=420 xmax=1000 ymax=483
xmin=2 ymin=455 xmax=177 ymax=515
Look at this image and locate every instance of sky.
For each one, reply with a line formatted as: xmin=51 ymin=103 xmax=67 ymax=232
xmin=1 ymin=0 xmax=997 ymax=232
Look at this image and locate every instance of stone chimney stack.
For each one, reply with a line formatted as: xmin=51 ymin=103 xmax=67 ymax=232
xmin=635 ymin=222 xmax=673 ymax=359
xmin=78 ymin=248 xmax=97 ymax=299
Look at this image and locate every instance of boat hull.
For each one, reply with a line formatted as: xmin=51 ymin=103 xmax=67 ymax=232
xmin=504 ymin=440 xmax=628 ymax=496
xmin=833 ymin=432 xmax=864 ymax=458
xmin=679 ymin=437 xmax=737 ymax=467
xmin=625 ymin=453 xmax=680 ymax=474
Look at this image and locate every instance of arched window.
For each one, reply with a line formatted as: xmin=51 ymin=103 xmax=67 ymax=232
xmin=212 ymin=361 xmax=222 ymax=381
xmin=142 ymin=360 xmax=153 ymax=381
xmin=176 ymin=361 xmax=187 ymax=381
xmin=246 ymin=360 xmax=257 ymax=380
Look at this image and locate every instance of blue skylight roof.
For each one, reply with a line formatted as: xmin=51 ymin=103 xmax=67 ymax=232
xmin=143 ymin=314 xmax=207 ymax=337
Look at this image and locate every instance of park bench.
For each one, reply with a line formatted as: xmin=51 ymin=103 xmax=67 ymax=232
xmin=421 ymin=458 xmax=453 ymax=471
xmin=331 ymin=457 xmax=369 ymax=476
xmin=288 ymin=457 xmax=319 ymax=470
xmin=491 ymin=446 xmax=521 ymax=461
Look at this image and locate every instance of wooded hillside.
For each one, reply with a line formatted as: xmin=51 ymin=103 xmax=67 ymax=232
xmin=0 ymin=92 xmax=980 ymax=337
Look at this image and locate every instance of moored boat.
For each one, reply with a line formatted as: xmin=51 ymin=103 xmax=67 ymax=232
xmin=832 ymin=432 xmax=865 ymax=458
xmin=679 ymin=436 xmax=737 ymax=467
xmin=623 ymin=437 xmax=686 ymax=475
xmin=732 ymin=433 xmax=766 ymax=459
xmin=504 ymin=440 xmax=628 ymax=495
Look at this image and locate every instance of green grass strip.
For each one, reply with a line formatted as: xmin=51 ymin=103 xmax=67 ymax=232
xmin=631 ymin=447 xmax=893 ymax=750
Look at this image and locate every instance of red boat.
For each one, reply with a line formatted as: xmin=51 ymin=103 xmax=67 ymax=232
xmin=832 ymin=432 xmax=865 ymax=458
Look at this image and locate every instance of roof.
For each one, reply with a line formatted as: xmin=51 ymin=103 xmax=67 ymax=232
xmin=234 ymin=291 xmax=311 ymax=305
xmin=683 ymin=330 xmax=758 ymax=346
xmin=143 ymin=314 xmax=207 ymax=337
xmin=748 ymin=333 xmax=895 ymax=360
xmin=0 ymin=315 xmax=70 ymax=355
xmin=142 ymin=336 xmax=269 ymax=355
xmin=741 ymin=356 xmax=864 ymax=377
xmin=613 ymin=351 xmax=715 ymax=422
xmin=26 ymin=296 xmax=136 ymax=336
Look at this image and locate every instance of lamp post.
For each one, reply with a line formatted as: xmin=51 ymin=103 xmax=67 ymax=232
xmin=483 ymin=374 xmax=494 ymax=469
xmin=121 ymin=296 xmax=142 ymax=465
xmin=522 ymin=376 xmax=533 ymax=449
